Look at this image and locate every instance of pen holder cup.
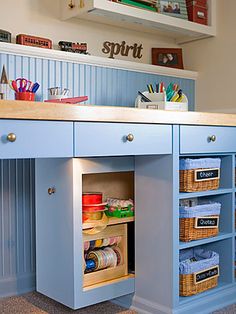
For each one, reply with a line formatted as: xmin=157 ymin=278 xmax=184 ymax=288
xmin=15 ymin=92 xmax=35 ymax=101
xmin=135 ymin=91 xmax=188 ymax=111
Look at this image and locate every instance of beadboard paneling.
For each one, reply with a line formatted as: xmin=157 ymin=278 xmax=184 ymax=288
xmin=0 ymin=53 xmax=195 ymax=110
xmin=0 ymin=160 xmax=35 ymax=297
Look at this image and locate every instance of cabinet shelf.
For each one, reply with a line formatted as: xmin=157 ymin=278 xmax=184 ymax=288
xmin=61 ymin=0 xmax=216 ymax=44
xmin=179 ymin=188 xmax=233 ymax=199
xmin=83 ymin=274 xmax=135 ymax=291
xmin=179 ymin=233 xmax=233 ymax=250
xmin=83 ymin=216 xmax=135 ymax=230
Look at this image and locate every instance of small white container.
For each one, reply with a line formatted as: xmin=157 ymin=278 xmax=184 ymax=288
xmin=135 ymin=91 xmax=188 ymax=111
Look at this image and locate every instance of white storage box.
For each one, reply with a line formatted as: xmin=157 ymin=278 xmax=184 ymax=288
xmin=135 ymin=91 xmax=188 ymax=111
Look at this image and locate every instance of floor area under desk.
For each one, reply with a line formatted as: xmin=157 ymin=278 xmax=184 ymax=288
xmin=0 ymin=292 xmax=135 ymax=314
xmin=0 ymin=292 xmax=235 ymax=314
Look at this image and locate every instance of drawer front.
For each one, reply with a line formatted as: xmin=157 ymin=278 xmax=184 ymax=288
xmin=180 ymin=126 xmax=236 ymax=154
xmin=0 ymin=120 xmax=73 ymax=158
xmin=74 ymin=122 xmax=172 ymax=156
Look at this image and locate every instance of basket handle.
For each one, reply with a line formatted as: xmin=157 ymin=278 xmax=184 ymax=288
xmin=83 ymin=212 xmax=109 ymax=235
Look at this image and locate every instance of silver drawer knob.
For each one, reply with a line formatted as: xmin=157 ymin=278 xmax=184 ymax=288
xmin=208 ymin=135 xmax=216 ymax=142
xmin=126 ymin=134 xmax=134 ymax=142
xmin=7 ymin=133 xmax=16 ymax=142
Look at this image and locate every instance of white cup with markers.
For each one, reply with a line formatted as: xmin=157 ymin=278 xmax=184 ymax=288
xmin=48 ymin=87 xmax=70 ymax=100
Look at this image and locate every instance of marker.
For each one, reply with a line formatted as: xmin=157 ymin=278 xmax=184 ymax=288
xmin=170 ymin=92 xmax=179 ymax=102
xmin=147 ymin=84 xmax=154 ymax=93
xmin=138 ymin=91 xmax=151 ymax=102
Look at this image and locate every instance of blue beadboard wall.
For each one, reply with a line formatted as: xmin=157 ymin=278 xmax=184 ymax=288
xmin=0 ymin=53 xmax=195 ymax=109
xmin=0 ymin=159 xmax=35 ymax=297
xmin=0 ymin=52 xmax=195 ymax=297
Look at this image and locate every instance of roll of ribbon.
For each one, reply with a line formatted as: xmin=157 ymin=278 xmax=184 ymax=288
xmin=113 ymin=246 xmax=123 ymax=266
xmin=87 ymin=246 xmax=120 ymax=272
xmin=82 ymin=211 xmax=103 ymax=222
xmin=82 ymin=193 xmax=103 ymax=205
xmin=84 ymin=241 xmax=90 ymax=251
xmin=89 ymin=240 xmax=96 ymax=250
xmin=82 ymin=203 xmax=106 ymax=212
xmin=95 ymin=239 xmax=103 ymax=248
xmin=85 ymin=259 xmax=96 ymax=272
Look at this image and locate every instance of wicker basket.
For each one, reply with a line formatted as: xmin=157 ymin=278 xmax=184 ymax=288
xmin=180 ymin=273 xmax=218 ymax=296
xmin=179 ymin=248 xmax=219 ymax=296
xmin=180 ymin=216 xmax=219 ymax=242
xmin=180 ymin=158 xmax=221 ymax=192
xmin=179 ymin=202 xmax=221 ymax=242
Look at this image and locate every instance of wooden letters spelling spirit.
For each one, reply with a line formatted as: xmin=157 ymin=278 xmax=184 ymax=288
xmin=102 ymin=40 xmax=143 ymax=59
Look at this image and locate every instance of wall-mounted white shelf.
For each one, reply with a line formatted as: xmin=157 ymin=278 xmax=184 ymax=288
xmin=0 ymin=42 xmax=198 ymax=79
xmin=61 ymin=0 xmax=216 ymax=44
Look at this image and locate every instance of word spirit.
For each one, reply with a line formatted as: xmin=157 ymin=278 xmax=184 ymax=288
xmin=102 ymin=40 xmax=143 ymax=59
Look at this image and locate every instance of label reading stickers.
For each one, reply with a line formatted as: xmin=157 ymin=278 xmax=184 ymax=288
xmin=194 ymin=168 xmax=220 ymax=182
xmin=194 ymin=266 xmax=219 ymax=285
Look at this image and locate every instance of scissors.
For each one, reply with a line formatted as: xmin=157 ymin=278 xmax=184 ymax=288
xmin=15 ymin=78 xmax=33 ymax=92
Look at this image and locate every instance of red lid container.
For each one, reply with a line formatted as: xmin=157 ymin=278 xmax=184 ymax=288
xmin=82 ymin=192 xmax=102 ymax=205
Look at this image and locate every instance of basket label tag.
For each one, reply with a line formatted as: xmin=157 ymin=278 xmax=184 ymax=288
xmin=194 ymin=168 xmax=220 ymax=182
xmin=194 ymin=265 xmax=219 ymax=285
xmin=194 ymin=216 xmax=219 ymax=229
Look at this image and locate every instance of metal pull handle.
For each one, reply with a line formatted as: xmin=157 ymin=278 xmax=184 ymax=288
xmin=126 ymin=134 xmax=134 ymax=142
xmin=7 ymin=133 xmax=16 ymax=142
xmin=48 ymin=187 xmax=56 ymax=195
xmin=208 ymin=135 xmax=216 ymax=142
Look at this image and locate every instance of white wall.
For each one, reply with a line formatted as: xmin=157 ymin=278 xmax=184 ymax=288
xmin=183 ymin=0 xmax=236 ymax=113
xmin=0 ymin=0 xmax=178 ymax=64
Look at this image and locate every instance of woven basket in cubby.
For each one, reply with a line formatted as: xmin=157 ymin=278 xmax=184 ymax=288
xmin=179 ymin=158 xmax=221 ymax=192
xmin=179 ymin=248 xmax=219 ymax=296
xmin=179 ymin=202 xmax=221 ymax=242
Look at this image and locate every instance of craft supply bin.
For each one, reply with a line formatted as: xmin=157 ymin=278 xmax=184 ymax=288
xmin=179 ymin=248 xmax=219 ymax=296
xmin=179 ymin=202 xmax=221 ymax=242
xmin=186 ymin=0 xmax=208 ymax=25
xmin=83 ymin=224 xmax=128 ymax=287
xmin=179 ymin=158 xmax=221 ymax=192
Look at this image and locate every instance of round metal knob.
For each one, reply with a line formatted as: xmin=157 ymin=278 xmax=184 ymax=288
xmin=208 ymin=135 xmax=216 ymax=142
xmin=48 ymin=187 xmax=56 ymax=195
xmin=126 ymin=134 xmax=134 ymax=142
xmin=7 ymin=133 xmax=16 ymax=142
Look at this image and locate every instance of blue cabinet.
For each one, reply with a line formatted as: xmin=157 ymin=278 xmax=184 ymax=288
xmin=33 ymin=122 xmax=236 ymax=313
xmin=0 ymin=120 xmax=73 ymax=158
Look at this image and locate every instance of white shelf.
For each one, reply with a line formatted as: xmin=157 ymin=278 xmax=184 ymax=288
xmin=61 ymin=0 xmax=216 ymax=44
xmin=0 ymin=42 xmax=198 ymax=79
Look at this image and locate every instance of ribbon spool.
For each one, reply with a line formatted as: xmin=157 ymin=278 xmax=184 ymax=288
xmin=87 ymin=246 xmax=120 ymax=272
xmin=82 ymin=192 xmax=102 ymax=205
xmin=83 ymin=212 xmax=109 ymax=235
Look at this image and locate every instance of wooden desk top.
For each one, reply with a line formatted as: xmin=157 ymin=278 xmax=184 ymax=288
xmin=0 ymin=100 xmax=236 ymax=126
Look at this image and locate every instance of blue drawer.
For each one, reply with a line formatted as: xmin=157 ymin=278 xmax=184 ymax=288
xmin=180 ymin=126 xmax=236 ymax=154
xmin=0 ymin=120 xmax=73 ymax=159
xmin=74 ymin=122 xmax=172 ymax=157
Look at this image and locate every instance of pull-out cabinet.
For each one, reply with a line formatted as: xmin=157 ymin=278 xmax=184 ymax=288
xmin=35 ymin=122 xmax=173 ymax=310
xmin=35 ymin=157 xmax=135 ymax=309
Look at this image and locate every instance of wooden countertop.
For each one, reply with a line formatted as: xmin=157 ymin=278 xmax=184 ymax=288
xmin=1 ymin=100 xmax=236 ymax=126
